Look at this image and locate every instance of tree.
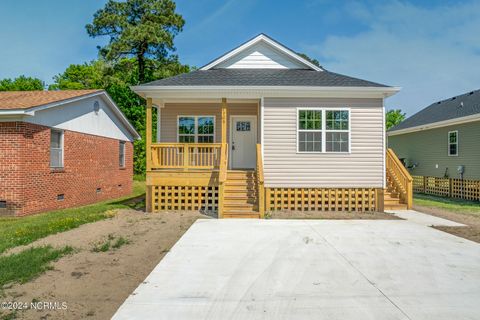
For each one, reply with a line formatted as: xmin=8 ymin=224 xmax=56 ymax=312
xmin=386 ymin=109 xmax=406 ymax=130
xmin=50 ymin=56 xmax=190 ymax=174
xmin=86 ymin=0 xmax=184 ymax=83
xmin=0 ymin=75 xmax=44 ymax=91
xmin=297 ymin=52 xmax=322 ymax=68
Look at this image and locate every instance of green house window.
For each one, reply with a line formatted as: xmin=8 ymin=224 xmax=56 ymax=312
xmin=448 ymin=131 xmax=458 ymax=156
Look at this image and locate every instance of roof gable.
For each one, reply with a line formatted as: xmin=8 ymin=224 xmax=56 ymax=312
xmin=388 ymin=89 xmax=480 ymax=134
xmin=201 ymin=34 xmax=323 ymax=71
xmin=0 ymin=90 xmax=140 ymax=140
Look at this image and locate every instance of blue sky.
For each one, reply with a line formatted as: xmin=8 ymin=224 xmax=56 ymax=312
xmin=0 ymin=0 xmax=479 ymax=115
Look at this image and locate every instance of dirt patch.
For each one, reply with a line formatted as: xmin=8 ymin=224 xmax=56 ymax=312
xmin=433 ymin=226 xmax=480 ymax=243
xmin=1 ymin=209 xmax=208 ymax=320
xmin=269 ymin=210 xmax=400 ymax=220
xmin=414 ymin=204 xmax=480 ymax=243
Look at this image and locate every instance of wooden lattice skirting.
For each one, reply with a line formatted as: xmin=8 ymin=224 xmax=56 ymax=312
xmin=413 ymin=175 xmax=480 ymax=201
xmin=150 ymin=185 xmax=218 ymax=213
xmin=266 ymin=188 xmax=379 ymax=212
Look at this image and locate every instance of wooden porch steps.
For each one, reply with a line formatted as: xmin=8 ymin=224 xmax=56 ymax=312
xmin=223 ymin=170 xmax=260 ymax=219
xmin=384 ymin=169 xmax=408 ymax=210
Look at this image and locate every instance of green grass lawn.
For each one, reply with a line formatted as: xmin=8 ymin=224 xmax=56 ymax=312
xmin=0 ymin=180 xmax=145 ymax=254
xmin=0 ymin=246 xmax=74 ymax=287
xmin=414 ymin=193 xmax=480 ymax=216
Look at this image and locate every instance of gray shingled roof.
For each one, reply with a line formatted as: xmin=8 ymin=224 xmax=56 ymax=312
xmin=389 ymin=89 xmax=480 ymax=132
xmin=141 ymin=69 xmax=388 ymax=87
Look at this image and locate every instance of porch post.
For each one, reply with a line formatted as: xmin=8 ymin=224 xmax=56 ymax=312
xmin=156 ymin=103 xmax=162 ymax=142
xmin=221 ymin=98 xmax=227 ymax=144
xmin=146 ymin=97 xmax=153 ymax=171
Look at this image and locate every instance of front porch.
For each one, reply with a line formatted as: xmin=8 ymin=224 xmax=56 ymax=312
xmin=145 ymin=98 xmax=265 ymax=218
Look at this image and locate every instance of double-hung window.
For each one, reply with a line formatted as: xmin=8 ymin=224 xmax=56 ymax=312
xmin=298 ymin=110 xmax=322 ymax=152
xmin=448 ymin=131 xmax=458 ymax=156
xmin=178 ymin=116 xmax=215 ymax=143
xmin=297 ymin=109 xmax=350 ymax=153
xmin=50 ymin=129 xmax=64 ymax=168
xmin=326 ymin=110 xmax=349 ymax=152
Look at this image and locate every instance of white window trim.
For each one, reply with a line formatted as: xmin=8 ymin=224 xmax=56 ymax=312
xmin=50 ymin=129 xmax=64 ymax=168
xmin=119 ymin=141 xmax=126 ymax=168
xmin=296 ymin=107 xmax=351 ymax=154
xmin=448 ymin=130 xmax=458 ymax=156
xmin=176 ymin=115 xmax=216 ymax=143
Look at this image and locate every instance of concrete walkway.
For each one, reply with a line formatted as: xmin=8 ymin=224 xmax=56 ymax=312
xmin=113 ymin=218 xmax=480 ymax=320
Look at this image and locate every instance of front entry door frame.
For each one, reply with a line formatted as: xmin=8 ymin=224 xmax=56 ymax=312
xmin=229 ymin=115 xmax=257 ymax=169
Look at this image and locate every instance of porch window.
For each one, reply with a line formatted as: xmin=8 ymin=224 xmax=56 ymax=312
xmin=448 ymin=131 xmax=458 ymax=156
xmin=178 ymin=116 xmax=215 ymax=143
xmin=297 ymin=109 xmax=350 ymax=153
xmin=50 ymin=129 xmax=64 ymax=168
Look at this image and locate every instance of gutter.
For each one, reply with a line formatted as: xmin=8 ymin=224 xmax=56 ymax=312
xmin=131 ymin=85 xmax=401 ymax=99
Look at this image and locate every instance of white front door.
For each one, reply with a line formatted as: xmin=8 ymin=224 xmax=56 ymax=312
xmin=230 ymin=116 xmax=257 ymax=169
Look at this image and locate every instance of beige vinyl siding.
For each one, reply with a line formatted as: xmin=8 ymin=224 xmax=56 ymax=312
xmin=388 ymin=121 xmax=480 ymax=179
xmin=263 ymin=98 xmax=384 ymax=188
xmin=161 ymin=103 xmax=258 ymax=143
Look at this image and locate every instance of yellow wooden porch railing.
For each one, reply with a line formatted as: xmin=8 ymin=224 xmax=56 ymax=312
xmin=150 ymin=143 xmax=222 ymax=170
xmin=256 ymin=144 xmax=265 ymax=218
xmin=386 ymin=148 xmax=413 ymax=208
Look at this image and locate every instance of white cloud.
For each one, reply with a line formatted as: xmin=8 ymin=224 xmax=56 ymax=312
xmin=305 ymin=0 xmax=480 ymax=115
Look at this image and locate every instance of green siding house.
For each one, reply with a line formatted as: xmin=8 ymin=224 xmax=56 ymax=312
xmin=388 ymin=89 xmax=480 ymax=179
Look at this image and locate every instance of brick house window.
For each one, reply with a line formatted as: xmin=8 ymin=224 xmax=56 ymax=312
xmin=119 ymin=141 xmax=126 ymax=168
xmin=50 ymin=129 xmax=64 ymax=168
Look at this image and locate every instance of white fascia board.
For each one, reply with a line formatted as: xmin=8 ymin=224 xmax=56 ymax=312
xmin=0 ymin=110 xmax=34 ymax=116
xmin=132 ymin=86 xmax=400 ymax=100
xmin=387 ymin=114 xmax=480 ymax=136
xmin=200 ymin=34 xmax=323 ymax=71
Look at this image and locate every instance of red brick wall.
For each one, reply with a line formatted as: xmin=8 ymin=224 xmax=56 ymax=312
xmin=0 ymin=122 xmax=24 ymax=214
xmin=0 ymin=122 xmax=133 ymax=216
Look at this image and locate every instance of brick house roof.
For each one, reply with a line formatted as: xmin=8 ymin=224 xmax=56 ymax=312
xmin=0 ymin=90 xmax=102 ymax=110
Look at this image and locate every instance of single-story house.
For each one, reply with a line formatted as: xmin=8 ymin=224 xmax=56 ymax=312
xmin=388 ymin=89 xmax=480 ymax=179
xmin=132 ymin=33 xmax=411 ymax=218
xmin=0 ymin=90 xmax=140 ymax=216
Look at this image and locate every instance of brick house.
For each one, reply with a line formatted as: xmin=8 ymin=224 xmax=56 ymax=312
xmin=0 ymin=90 xmax=140 ymax=216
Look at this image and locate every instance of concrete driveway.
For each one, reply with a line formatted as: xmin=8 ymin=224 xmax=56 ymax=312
xmin=113 ymin=218 xmax=480 ymax=320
